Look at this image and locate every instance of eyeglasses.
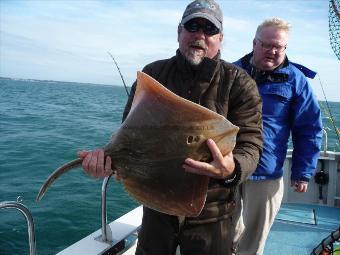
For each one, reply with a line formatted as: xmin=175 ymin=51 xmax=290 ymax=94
xmin=256 ymin=38 xmax=287 ymax=53
xmin=182 ymin=20 xmax=220 ymax=36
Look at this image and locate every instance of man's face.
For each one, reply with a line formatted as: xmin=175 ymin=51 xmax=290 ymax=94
xmin=178 ymin=18 xmax=223 ymax=65
xmin=252 ymin=26 xmax=288 ymax=71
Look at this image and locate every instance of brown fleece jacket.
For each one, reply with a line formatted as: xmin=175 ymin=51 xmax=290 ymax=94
xmin=123 ymin=50 xmax=263 ymax=223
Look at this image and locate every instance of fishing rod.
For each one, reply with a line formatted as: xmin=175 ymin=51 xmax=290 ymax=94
xmin=107 ymin=51 xmax=130 ymax=97
xmin=317 ymin=74 xmax=340 ymax=148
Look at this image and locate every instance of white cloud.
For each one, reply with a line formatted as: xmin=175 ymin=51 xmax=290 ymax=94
xmin=0 ymin=0 xmax=339 ymax=101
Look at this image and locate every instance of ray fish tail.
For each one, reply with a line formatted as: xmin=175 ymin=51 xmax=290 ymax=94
xmin=36 ymin=158 xmax=83 ymax=201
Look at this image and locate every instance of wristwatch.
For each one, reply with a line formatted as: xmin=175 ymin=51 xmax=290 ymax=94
xmin=219 ymin=159 xmax=241 ymax=187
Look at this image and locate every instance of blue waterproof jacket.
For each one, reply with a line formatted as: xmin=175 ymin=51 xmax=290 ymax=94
xmin=234 ymin=53 xmax=323 ymax=181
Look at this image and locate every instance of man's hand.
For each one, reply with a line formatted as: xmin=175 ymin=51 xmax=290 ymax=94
xmin=291 ymin=180 xmax=308 ymax=193
xmin=182 ymin=138 xmax=235 ymax=179
xmin=77 ymin=149 xmax=114 ymax=178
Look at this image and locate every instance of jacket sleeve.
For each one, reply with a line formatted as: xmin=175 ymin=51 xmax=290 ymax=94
xmin=228 ymin=68 xmax=263 ymax=184
xmin=290 ymin=77 xmax=323 ymax=181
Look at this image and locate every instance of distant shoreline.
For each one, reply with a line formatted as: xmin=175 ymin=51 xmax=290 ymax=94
xmin=0 ymin=76 xmax=128 ymax=89
xmin=1 ymin=76 xmax=337 ymax=103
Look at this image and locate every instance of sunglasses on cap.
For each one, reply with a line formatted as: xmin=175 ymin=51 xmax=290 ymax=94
xmin=182 ymin=20 xmax=220 ymax=36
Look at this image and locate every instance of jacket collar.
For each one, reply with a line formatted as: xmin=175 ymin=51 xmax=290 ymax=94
xmin=240 ymin=52 xmax=289 ymax=85
xmin=175 ymin=49 xmax=221 ymax=103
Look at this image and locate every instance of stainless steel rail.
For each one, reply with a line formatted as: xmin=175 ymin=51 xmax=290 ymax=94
xmin=0 ymin=200 xmax=37 ymax=255
xmin=101 ymin=174 xmax=113 ymax=243
xmin=323 ymin=127 xmax=328 ymax=153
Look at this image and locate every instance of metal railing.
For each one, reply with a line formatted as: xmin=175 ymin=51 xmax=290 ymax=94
xmin=323 ymin=127 xmax=329 ymax=153
xmin=0 ymin=198 xmax=37 ymax=255
xmin=101 ymin=174 xmax=113 ymax=243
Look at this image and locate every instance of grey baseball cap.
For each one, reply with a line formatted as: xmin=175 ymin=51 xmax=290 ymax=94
xmin=181 ymin=0 xmax=223 ymax=31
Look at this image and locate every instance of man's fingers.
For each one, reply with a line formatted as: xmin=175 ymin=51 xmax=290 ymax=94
xmin=82 ymin=152 xmax=92 ymax=174
xmin=77 ymin=150 xmax=89 ymax=158
xmin=183 ymin=158 xmax=217 ymax=177
xmin=104 ymin=156 xmax=114 ymax=176
xmin=184 ymin=158 xmax=209 ymax=170
xmin=184 ymin=166 xmax=216 ymax=177
xmin=97 ymin=149 xmax=104 ymax=173
xmin=297 ymin=183 xmax=308 ymax=193
xmin=88 ymin=149 xmax=99 ymax=175
xmin=79 ymin=149 xmax=114 ymax=178
xmin=206 ymin=139 xmax=223 ymax=162
xmin=291 ymin=181 xmax=308 ymax=193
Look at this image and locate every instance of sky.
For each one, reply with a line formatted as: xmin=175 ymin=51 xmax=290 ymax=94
xmin=0 ymin=0 xmax=339 ymax=102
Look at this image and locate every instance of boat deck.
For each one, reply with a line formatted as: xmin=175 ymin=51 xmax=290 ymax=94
xmin=56 ymin=202 xmax=339 ymax=255
xmin=119 ymin=203 xmax=340 ymax=255
xmin=264 ymin=203 xmax=340 ymax=255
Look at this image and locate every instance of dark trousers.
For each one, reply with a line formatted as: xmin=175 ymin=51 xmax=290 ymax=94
xmin=135 ymin=206 xmax=233 ymax=255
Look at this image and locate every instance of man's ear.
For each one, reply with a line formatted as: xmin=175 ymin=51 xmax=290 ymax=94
xmin=219 ymin=33 xmax=224 ymax=42
xmin=253 ymin=38 xmax=256 ymax=47
xmin=177 ymin=24 xmax=182 ymax=42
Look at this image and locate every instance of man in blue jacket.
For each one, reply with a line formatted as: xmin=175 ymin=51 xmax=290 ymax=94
xmin=231 ymin=18 xmax=323 ymax=255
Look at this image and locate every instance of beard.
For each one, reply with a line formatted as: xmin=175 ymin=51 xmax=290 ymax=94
xmin=184 ymin=40 xmax=207 ymax=66
xmin=186 ymin=51 xmax=204 ymax=65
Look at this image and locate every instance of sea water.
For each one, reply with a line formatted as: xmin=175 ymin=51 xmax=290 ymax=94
xmin=0 ymin=78 xmax=138 ymax=254
xmin=0 ymin=77 xmax=339 ymax=254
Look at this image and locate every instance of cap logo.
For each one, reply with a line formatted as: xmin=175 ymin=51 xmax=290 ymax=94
xmin=193 ymin=2 xmax=217 ymax=11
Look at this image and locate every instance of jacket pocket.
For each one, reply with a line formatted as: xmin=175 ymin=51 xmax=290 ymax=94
xmin=260 ymin=84 xmax=292 ymax=116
